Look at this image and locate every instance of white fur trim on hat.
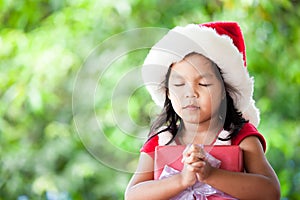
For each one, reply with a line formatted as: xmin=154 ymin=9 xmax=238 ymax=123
xmin=142 ymin=24 xmax=260 ymax=127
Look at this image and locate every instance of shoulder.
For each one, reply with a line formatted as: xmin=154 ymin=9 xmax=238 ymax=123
xmin=140 ymin=134 xmax=158 ymax=157
xmin=140 ymin=130 xmax=174 ymax=158
xmin=232 ymin=122 xmax=266 ymax=152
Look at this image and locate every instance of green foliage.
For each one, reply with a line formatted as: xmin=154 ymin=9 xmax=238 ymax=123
xmin=0 ymin=0 xmax=299 ymax=199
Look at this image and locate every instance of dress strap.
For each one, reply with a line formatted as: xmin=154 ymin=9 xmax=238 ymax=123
xmin=213 ymin=130 xmax=231 ymax=145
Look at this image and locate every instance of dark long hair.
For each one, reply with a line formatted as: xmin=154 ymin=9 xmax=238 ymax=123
xmin=147 ymin=53 xmax=248 ymax=144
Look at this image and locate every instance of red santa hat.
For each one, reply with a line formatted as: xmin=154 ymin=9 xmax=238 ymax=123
xmin=142 ymin=21 xmax=260 ymax=127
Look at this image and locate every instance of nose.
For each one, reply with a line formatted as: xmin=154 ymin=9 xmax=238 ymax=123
xmin=185 ymin=84 xmax=199 ymax=98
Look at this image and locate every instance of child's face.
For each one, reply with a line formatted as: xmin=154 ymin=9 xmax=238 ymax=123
xmin=168 ymin=54 xmax=225 ymax=125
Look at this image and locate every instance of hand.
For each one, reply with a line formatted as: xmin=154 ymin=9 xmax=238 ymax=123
xmin=181 ymin=144 xmax=214 ymax=183
xmin=179 ymin=145 xmax=198 ymax=188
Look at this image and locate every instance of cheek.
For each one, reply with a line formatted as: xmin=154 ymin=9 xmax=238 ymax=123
xmin=168 ymin=86 xmax=183 ymax=102
xmin=207 ymin=87 xmax=223 ymax=110
xmin=168 ymin=92 xmax=183 ymax=115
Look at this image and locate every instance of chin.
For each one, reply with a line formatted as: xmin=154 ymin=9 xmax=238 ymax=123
xmin=182 ymin=117 xmax=202 ymax=124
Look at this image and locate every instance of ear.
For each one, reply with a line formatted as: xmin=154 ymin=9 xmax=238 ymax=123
xmin=222 ymin=91 xmax=226 ymax=100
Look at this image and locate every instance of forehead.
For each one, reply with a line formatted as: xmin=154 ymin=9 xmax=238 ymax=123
xmin=170 ymin=54 xmax=216 ymax=79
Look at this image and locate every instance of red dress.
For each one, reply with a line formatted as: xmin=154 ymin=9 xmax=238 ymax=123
xmin=139 ymin=123 xmax=267 ymax=199
xmin=140 ymin=122 xmax=266 ymax=158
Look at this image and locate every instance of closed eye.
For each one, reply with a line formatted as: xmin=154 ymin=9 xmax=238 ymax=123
xmin=173 ymin=83 xmax=185 ymax=87
xmin=199 ymin=83 xmax=211 ymax=87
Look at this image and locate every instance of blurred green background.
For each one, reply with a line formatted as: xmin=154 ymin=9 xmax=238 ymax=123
xmin=0 ymin=0 xmax=299 ymax=199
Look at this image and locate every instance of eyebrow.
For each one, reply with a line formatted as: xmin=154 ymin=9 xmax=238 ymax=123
xmin=171 ymin=73 xmax=214 ymax=79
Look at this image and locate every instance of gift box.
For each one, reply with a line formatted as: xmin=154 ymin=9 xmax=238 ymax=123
xmin=154 ymin=145 xmax=244 ymax=200
xmin=154 ymin=145 xmax=243 ymax=180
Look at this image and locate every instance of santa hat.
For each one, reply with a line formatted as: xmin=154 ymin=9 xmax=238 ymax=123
xmin=142 ymin=21 xmax=260 ymax=127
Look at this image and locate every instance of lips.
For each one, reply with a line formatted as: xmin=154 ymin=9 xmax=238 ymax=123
xmin=183 ymin=105 xmax=200 ymax=110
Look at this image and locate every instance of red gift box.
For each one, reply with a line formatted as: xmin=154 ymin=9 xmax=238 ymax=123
xmin=154 ymin=145 xmax=243 ymax=180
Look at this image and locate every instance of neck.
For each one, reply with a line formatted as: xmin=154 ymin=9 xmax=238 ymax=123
xmin=179 ymin=118 xmax=223 ymax=145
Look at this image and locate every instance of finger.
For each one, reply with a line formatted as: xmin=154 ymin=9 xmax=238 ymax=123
xmin=186 ymin=144 xmax=207 ymax=157
xmin=187 ymin=144 xmax=201 ymax=153
xmin=182 ymin=144 xmax=191 ymax=156
xmin=190 ymin=152 xmax=206 ymax=160
xmin=182 ymin=145 xmax=192 ymax=158
xmin=186 ymin=161 xmax=206 ymax=172
xmin=184 ymin=156 xmax=196 ymax=164
xmin=184 ymin=154 xmax=205 ymax=164
xmin=191 ymin=152 xmax=206 ymax=160
xmin=186 ymin=164 xmax=198 ymax=172
xmin=191 ymin=161 xmax=206 ymax=168
xmin=182 ymin=144 xmax=206 ymax=163
xmin=181 ymin=144 xmax=192 ymax=163
xmin=195 ymin=145 xmax=207 ymax=157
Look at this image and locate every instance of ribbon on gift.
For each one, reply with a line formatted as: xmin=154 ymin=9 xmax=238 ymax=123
xmin=158 ymin=148 xmax=237 ymax=200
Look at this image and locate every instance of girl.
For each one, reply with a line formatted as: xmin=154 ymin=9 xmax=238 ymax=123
xmin=125 ymin=22 xmax=280 ymax=200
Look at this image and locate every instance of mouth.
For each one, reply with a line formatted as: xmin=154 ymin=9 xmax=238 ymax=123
xmin=182 ymin=105 xmax=200 ymax=110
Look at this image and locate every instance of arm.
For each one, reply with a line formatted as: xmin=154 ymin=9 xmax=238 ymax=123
xmin=125 ymin=152 xmax=197 ymax=200
xmin=194 ymin=136 xmax=280 ymax=199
